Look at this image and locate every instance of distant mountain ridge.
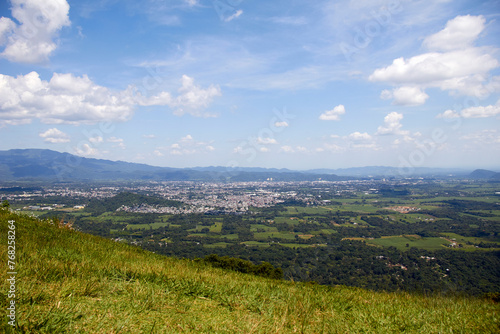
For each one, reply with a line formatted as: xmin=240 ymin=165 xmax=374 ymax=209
xmin=0 ymin=148 xmax=485 ymax=182
xmin=0 ymin=149 xmax=346 ymax=182
xmin=468 ymin=169 xmax=500 ymax=180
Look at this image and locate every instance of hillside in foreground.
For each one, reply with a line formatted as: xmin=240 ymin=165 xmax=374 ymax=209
xmin=1 ymin=208 xmax=499 ymax=333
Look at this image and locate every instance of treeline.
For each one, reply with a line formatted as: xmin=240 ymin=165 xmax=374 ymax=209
xmin=199 ymin=254 xmax=283 ymax=280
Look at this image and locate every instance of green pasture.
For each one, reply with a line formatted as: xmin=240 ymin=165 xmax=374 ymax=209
xmin=254 ymin=231 xmax=298 ymax=240
xmin=284 ymin=206 xmax=332 ymax=215
xmin=274 ymin=216 xmax=302 ymax=225
xmin=204 ymin=242 xmax=230 ymax=248
xmin=366 ymin=235 xmax=451 ymax=251
xmin=279 ymin=243 xmax=327 ymax=249
xmin=126 ymin=222 xmax=171 ymax=230
xmin=250 ymin=224 xmax=278 ymax=232
xmin=441 ymin=233 xmax=500 ymax=248
xmin=189 ymin=222 xmax=223 ymax=233
xmin=241 ymin=240 xmax=270 ymax=247
xmin=311 ymin=228 xmax=337 ymax=235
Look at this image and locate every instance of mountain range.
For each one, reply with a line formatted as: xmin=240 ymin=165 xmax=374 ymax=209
xmin=0 ymin=149 xmax=496 ymax=182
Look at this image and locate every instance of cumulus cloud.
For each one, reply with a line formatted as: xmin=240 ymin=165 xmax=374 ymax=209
xmin=461 ymin=102 xmax=500 ymax=118
xmin=280 ymin=145 xmax=294 ymax=153
xmin=347 ymin=132 xmax=372 ymax=141
xmin=376 ymin=112 xmax=408 ymax=136
xmin=0 ymin=72 xmax=134 ymax=125
xmin=370 ymin=15 xmax=499 ymax=104
xmin=74 ymin=143 xmax=98 ymax=156
xmin=153 ymin=150 xmax=164 ymax=157
xmin=438 ymin=100 xmax=500 ymax=119
xmin=89 ymin=136 xmax=103 ymax=144
xmin=0 ymin=0 xmax=70 ymax=63
xmin=139 ymin=75 xmax=221 ymax=117
xmin=345 ymin=132 xmax=377 ymax=150
xmin=423 ymin=15 xmax=485 ymax=52
xmin=39 ymin=128 xmax=70 ymax=143
xmin=257 ymin=137 xmax=278 ymax=145
xmin=0 ymin=72 xmax=221 ymax=125
xmin=274 ymin=121 xmax=289 ymax=128
xmin=319 ymin=105 xmax=345 ymax=121
xmin=381 ymin=86 xmax=429 ymax=106
xmin=436 ymin=109 xmax=460 ymax=119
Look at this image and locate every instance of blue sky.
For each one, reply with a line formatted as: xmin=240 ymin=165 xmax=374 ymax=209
xmin=0 ymin=0 xmax=499 ymax=170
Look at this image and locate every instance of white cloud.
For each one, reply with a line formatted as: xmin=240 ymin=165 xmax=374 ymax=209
xmin=381 ymin=86 xmax=429 ymax=106
xmin=0 ymin=0 xmax=70 ymax=63
xmin=376 ymin=112 xmax=408 ymax=136
xmin=436 ymin=109 xmax=460 ymax=119
xmin=370 ymin=49 xmax=497 ymax=86
xmin=0 ymin=72 xmax=221 ymax=125
xmin=89 ymin=136 xmax=103 ymax=144
xmin=225 ymin=10 xmax=243 ymax=22
xmin=423 ymin=15 xmax=485 ymax=52
xmin=74 ymin=143 xmax=98 ymax=156
xmin=460 ymin=102 xmax=500 ymax=118
xmin=107 ymin=137 xmax=123 ymax=143
xmin=39 ymin=128 xmax=70 ymax=143
xmin=180 ymin=134 xmax=193 ymax=141
xmin=319 ymin=105 xmax=345 ymax=121
xmin=437 ymin=100 xmax=500 ymax=119
xmin=0 ymin=17 xmax=15 ymax=45
xmin=257 ymin=137 xmax=278 ymax=145
xmin=347 ymin=132 xmax=372 ymax=141
xmin=280 ymin=145 xmax=308 ymax=154
xmin=274 ymin=121 xmax=289 ymax=128
xmin=296 ymin=146 xmax=307 ymax=152
xmin=139 ymin=75 xmax=221 ymax=117
xmin=153 ymin=150 xmax=164 ymax=157
xmin=0 ymin=72 xmax=134 ymax=125
xmin=370 ymin=15 xmax=499 ymax=103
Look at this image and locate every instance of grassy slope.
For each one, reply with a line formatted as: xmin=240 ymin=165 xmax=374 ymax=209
xmin=1 ymin=209 xmax=499 ymax=333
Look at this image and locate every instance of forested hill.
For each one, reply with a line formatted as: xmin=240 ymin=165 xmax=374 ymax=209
xmin=1 ymin=207 xmax=499 ymax=332
xmin=469 ymin=169 xmax=500 ymax=180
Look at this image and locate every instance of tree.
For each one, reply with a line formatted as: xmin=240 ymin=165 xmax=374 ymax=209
xmin=2 ymin=200 xmax=9 ymax=208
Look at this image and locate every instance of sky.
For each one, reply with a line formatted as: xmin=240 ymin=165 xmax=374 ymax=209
xmin=0 ymin=0 xmax=499 ymax=170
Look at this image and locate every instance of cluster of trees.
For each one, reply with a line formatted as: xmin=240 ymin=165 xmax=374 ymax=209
xmin=148 ymin=240 xmax=500 ymax=297
xmin=200 ymin=254 xmax=283 ymax=280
